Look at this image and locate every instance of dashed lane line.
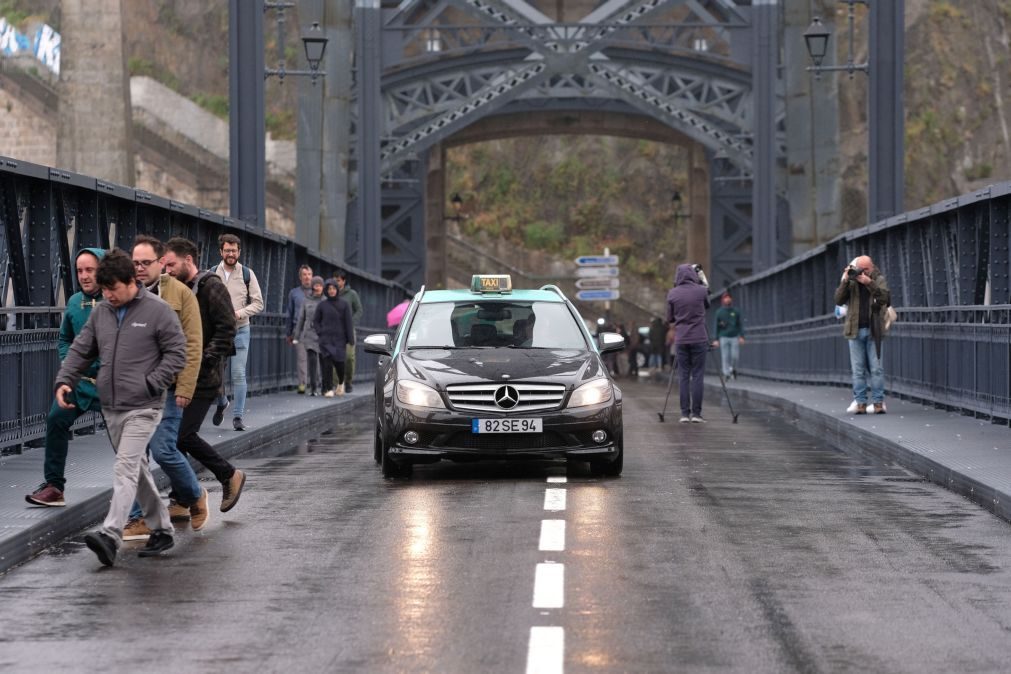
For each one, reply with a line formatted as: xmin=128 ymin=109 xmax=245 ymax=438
xmin=526 ymin=626 xmax=564 ymax=674
xmin=539 ymin=520 xmax=566 ymax=552
xmin=544 ymin=488 xmax=567 ymax=511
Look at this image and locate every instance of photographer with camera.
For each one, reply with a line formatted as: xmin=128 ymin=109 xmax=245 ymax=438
xmin=833 ymin=255 xmax=891 ymax=414
xmin=666 ymin=263 xmax=711 ymax=423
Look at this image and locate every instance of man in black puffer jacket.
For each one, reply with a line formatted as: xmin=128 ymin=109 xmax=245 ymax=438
xmin=163 ymin=238 xmax=247 ymax=513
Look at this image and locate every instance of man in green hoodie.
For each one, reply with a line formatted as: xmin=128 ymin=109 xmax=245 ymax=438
xmin=26 ymin=248 xmax=106 ymax=507
xmin=335 ymin=271 xmax=363 ymax=393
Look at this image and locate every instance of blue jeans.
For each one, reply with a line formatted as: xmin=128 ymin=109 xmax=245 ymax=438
xmin=676 ymin=343 xmax=708 ymax=417
xmin=130 ymin=388 xmax=201 ymax=520
xmin=648 ymin=353 xmax=663 ymax=369
xmin=848 ymin=327 xmax=884 ymax=404
xmin=719 ymin=336 xmax=740 ymax=377
xmin=218 ymin=324 xmax=251 ymax=418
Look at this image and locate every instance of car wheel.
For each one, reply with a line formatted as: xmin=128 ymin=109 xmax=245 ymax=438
xmin=381 ymin=441 xmax=411 ymax=478
xmin=591 ymin=438 xmax=623 ymax=477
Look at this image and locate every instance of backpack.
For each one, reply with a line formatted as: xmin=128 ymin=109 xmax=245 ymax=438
xmin=212 ymin=263 xmax=251 ymax=306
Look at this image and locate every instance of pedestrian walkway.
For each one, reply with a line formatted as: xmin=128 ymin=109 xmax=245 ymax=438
xmin=688 ymin=374 xmax=1011 ymax=523
xmin=0 ymin=389 xmax=370 ymax=575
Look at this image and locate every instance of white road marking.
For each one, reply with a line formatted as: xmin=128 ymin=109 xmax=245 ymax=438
xmin=547 ymin=476 xmax=567 ymax=483
xmin=526 ymin=626 xmax=564 ymax=674
xmin=539 ymin=520 xmax=566 ymax=551
xmin=544 ymin=488 xmax=566 ymax=511
xmin=533 ymin=563 xmax=565 ymax=608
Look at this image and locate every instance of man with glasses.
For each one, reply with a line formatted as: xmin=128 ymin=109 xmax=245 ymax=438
xmin=212 ymin=233 xmax=264 ymax=431
xmin=123 ymin=235 xmax=210 ymax=540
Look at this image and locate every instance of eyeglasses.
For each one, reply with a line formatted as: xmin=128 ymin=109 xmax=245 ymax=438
xmin=221 ymin=248 xmax=240 ymax=254
xmin=133 ymin=259 xmax=157 ymax=269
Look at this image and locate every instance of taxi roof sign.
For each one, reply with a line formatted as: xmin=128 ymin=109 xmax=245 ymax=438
xmin=470 ymin=274 xmax=512 ymax=294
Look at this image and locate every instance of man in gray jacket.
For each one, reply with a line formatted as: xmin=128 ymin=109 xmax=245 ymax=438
xmin=55 ymin=250 xmax=187 ymax=566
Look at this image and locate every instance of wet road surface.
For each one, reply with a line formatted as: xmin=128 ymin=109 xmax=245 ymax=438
xmin=1 ymin=381 xmax=1011 ymax=672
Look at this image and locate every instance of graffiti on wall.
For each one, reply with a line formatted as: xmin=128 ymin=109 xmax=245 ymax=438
xmin=0 ymin=18 xmax=60 ymax=76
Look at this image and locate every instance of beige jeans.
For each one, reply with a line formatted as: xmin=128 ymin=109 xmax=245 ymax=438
xmin=101 ymin=407 xmax=173 ymax=543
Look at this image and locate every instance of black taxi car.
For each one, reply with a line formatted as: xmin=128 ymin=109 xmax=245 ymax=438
xmin=363 ymin=275 xmax=625 ymax=478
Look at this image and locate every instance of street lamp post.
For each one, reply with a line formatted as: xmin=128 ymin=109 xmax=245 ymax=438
xmin=229 ymin=1 xmax=329 ymax=235
xmin=803 ymin=1 xmax=904 ymax=223
xmin=671 ymin=190 xmax=691 ymax=223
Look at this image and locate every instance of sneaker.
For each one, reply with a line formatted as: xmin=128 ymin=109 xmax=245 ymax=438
xmin=690 ymin=415 xmax=707 ymax=423
xmin=297 ymin=384 xmax=306 ymax=394
xmin=212 ymin=399 xmax=229 ymax=426
xmin=168 ymin=499 xmax=191 ymax=522
xmin=84 ymin=531 xmax=118 ymax=566
xmin=138 ymin=531 xmax=174 ymax=557
xmin=190 ymin=488 xmax=211 ymax=531
xmin=846 ymin=400 xmax=860 ymax=414
xmin=233 ymin=417 xmax=246 ymax=431
xmin=855 ymin=403 xmax=867 ymax=414
xmin=873 ymin=401 xmax=887 ymax=414
xmin=323 ymin=390 xmax=335 ymax=398
xmin=336 ymin=383 xmax=345 ymax=396
xmin=221 ymin=469 xmax=247 ymax=512
xmin=26 ymin=483 xmax=65 ymax=507
xmin=679 ymin=416 xmax=691 ymax=423
xmin=310 ymin=389 xmax=317 ymax=397
xmin=122 ymin=517 xmax=152 ymax=541
xmin=345 ymin=383 xmax=354 ymax=393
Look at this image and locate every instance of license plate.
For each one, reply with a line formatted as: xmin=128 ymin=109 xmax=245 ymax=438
xmin=472 ymin=418 xmax=543 ymax=433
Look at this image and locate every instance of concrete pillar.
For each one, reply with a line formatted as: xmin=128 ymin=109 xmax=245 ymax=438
xmin=321 ymin=0 xmax=353 ymax=261
xmin=57 ymin=0 xmax=134 ymax=186
xmin=425 ymin=145 xmax=447 ymax=289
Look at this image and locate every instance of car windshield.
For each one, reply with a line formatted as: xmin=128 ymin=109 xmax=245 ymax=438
xmin=405 ymin=300 xmax=587 ymax=349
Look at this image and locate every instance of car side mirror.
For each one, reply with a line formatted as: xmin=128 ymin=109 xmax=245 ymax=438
xmin=363 ymin=333 xmax=392 ymax=356
xmin=598 ymin=331 xmax=625 ymax=354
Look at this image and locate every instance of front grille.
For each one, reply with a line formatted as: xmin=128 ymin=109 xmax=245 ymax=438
xmin=446 ymin=382 xmax=566 ymax=412
xmin=443 ymin=430 xmax=572 ymax=451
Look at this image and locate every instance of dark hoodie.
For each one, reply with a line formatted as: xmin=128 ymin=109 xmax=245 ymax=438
xmin=665 ymin=264 xmax=711 ymax=345
xmin=313 ymin=281 xmax=355 ymax=363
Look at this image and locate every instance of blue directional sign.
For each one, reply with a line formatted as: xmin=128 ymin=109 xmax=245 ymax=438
xmin=575 ymin=289 xmax=621 ymax=302
xmin=574 ymin=255 xmax=620 ymax=266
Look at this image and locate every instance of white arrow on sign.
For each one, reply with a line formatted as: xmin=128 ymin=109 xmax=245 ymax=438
xmin=575 ymin=277 xmax=620 ymax=290
xmin=574 ymin=255 xmax=620 ymax=266
xmin=575 ymin=289 xmax=620 ymax=302
xmin=575 ymin=266 xmax=619 ymax=278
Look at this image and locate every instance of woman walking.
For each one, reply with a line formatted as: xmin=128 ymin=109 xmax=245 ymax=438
xmin=312 ymin=279 xmax=355 ymax=397
xmin=293 ymin=276 xmax=325 ymax=395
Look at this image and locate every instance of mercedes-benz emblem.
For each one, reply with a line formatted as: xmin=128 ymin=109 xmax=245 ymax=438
xmin=494 ymin=385 xmax=519 ymax=409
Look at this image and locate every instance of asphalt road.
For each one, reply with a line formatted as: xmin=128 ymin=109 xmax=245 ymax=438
xmin=1 ymin=381 xmax=1010 ymax=673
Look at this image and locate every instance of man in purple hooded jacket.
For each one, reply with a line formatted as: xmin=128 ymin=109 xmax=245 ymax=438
xmin=666 ymin=264 xmax=711 ymax=423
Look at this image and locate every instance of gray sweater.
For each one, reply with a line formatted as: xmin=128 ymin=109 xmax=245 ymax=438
xmin=56 ymin=284 xmax=187 ymax=412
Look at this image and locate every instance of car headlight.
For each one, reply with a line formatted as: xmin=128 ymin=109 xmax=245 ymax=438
xmin=568 ymin=378 xmax=613 ymax=408
xmin=396 ymin=380 xmax=446 ymax=409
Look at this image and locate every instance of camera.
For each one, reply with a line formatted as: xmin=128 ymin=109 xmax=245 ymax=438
xmin=847 ymin=266 xmax=862 ymax=280
xmin=691 ymin=263 xmax=709 ymax=288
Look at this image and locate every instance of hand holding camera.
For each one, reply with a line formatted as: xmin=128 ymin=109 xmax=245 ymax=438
xmin=692 ymin=263 xmax=709 ymax=288
xmin=842 ymin=265 xmax=870 ymax=285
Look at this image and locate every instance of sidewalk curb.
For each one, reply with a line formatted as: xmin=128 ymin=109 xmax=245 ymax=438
xmin=0 ymin=395 xmax=372 ymax=576
xmin=705 ymin=382 xmax=1011 ymax=523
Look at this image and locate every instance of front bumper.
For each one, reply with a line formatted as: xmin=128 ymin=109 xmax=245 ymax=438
xmin=383 ymin=402 xmax=622 ymax=463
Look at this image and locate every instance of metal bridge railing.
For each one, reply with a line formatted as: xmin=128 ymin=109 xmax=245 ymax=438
xmin=0 ymin=155 xmax=409 ymax=454
xmin=714 ymin=180 xmax=1011 ymax=424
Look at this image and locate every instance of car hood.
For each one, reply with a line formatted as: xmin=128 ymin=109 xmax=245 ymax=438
xmin=398 ymin=348 xmax=605 ymax=389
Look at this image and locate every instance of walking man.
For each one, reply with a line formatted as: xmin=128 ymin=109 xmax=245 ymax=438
xmin=834 ymin=255 xmax=892 ymax=414
xmin=26 ymin=248 xmax=105 ymax=507
xmin=163 ymin=237 xmax=248 ymax=512
xmin=286 ymin=264 xmax=313 ymax=394
xmin=122 ymin=235 xmax=210 ymax=540
xmin=212 ymin=233 xmax=264 ymax=431
xmin=666 ymin=263 xmax=711 ymax=423
xmin=335 ymin=271 xmax=362 ymax=392
xmin=55 ymin=250 xmax=186 ymax=566
xmin=711 ymin=292 xmax=745 ymax=380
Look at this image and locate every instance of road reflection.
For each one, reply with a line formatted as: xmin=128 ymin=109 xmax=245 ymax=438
xmin=394 ymin=489 xmax=442 ymax=659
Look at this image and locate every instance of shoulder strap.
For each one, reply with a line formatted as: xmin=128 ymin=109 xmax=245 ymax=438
xmin=210 ymin=263 xmax=251 ymax=305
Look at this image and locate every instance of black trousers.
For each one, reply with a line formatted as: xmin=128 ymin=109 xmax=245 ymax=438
xmin=177 ymin=396 xmax=235 ymax=484
xmin=320 ymin=353 xmax=346 ymax=391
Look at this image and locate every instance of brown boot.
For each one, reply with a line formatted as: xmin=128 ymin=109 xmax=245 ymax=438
xmin=855 ymin=403 xmax=867 ymax=414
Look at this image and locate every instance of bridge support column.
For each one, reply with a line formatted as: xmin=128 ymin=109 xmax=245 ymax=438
xmin=869 ymin=0 xmax=904 ymax=222
xmin=425 ymin=145 xmax=447 ymax=290
xmin=57 ymin=0 xmax=135 ymax=187
xmin=687 ymin=143 xmax=710 ymax=274
xmin=752 ymin=0 xmax=779 ymax=271
xmin=354 ymin=0 xmax=382 ymax=275
xmin=229 ymin=0 xmax=266 ymax=228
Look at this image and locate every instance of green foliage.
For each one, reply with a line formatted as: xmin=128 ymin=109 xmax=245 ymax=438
xmin=0 ymin=2 xmax=29 ymax=26
xmin=266 ymin=110 xmax=296 ymax=140
xmin=965 ymin=163 xmax=993 ymax=181
xmin=523 ymin=221 xmax=565 ymax=251
xmin=128 ymin=57 xmax=181 ymax=92
xmin=193 ymin=93 xmax=229 ymax=119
